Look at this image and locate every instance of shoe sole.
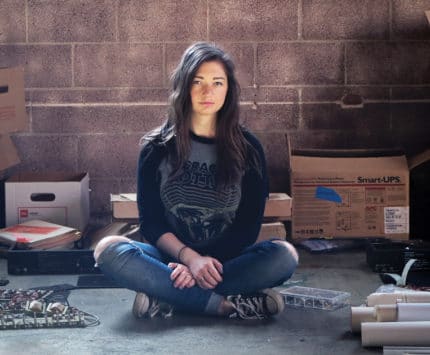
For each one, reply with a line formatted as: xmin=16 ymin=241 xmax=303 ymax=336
xmin=132 ymin=293 xmax=149 ymax=318
xmin=261 ymin=288 xmax=285 ymax=315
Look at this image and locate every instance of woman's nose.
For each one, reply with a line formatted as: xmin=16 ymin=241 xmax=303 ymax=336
xmin=201 ymin=84 xmax=213 ymax=95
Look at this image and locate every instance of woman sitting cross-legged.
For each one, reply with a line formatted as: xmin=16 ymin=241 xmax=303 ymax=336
xmin=94 ymin=42 xmax=299 ymax=320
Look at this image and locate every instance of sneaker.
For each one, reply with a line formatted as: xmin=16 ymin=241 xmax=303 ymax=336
xmin=132 ymin=292 xmax=173 ymax=319
xmin=227 ymin=288 xmax=285 ymax=320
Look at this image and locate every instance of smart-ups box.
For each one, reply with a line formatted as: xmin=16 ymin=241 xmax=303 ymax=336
xmin=290 ymin=149 xmax=409 ymax=240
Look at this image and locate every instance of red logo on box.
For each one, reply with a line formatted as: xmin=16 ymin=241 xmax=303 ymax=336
xmin=20 ymin=209 xmax=29 ymax=218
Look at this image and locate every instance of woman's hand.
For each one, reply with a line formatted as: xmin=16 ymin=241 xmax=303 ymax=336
xmin=187 ymin=256 xmax=223 ymax=290
xmin=168 ymin=262 xmax=196 ymax=289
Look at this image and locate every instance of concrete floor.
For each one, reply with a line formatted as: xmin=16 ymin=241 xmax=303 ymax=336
xmin=0 ymin=248 xmax=383 ymax=355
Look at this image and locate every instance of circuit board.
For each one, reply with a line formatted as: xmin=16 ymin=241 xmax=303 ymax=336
xmin=0 ymin=288 xmax=99 ymax=330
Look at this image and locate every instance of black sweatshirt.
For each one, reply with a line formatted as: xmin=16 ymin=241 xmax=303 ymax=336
xmin=137 ymin=130 xmax=268 ymax=262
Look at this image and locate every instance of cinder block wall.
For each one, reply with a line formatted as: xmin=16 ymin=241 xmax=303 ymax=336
xmin=1 ymin=0 xmax=429 ymax=222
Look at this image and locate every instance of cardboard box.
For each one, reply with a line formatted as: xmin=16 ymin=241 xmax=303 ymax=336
xmin=5 ymin=172 xmax=90 ymax=231
xmin=264 ymin=193 xmax=292 ymax=220
xmin=0 ymin=67 xmax=27 ymax=134
xmin=111 ymin=192 xmax=292 ymax=221
xmin=256 ymin=222 xmax=287 ymax=243
xmin=0 ymin=134 xmax=20 ymax=171
xmin=111 ymin=193 xmax=138 ymax=220
xmin=290 ymin=150 xmax=410 ymax=240
xmin=0 ymin=67 xmax=27 ymax=171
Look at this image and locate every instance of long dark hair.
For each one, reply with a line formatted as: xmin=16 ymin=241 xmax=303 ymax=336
xmin=144 ymin=42 xmax=258 ymax=187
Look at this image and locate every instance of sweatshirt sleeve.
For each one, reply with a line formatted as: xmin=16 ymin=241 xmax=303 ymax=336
xmin=137 ymin=142 xmax=174 ymax=245
xmin=209 ymin=132 xmax=269 ymax=261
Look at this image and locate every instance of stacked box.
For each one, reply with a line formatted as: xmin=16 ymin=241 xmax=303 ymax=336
xmin=290 ymin=150 xmax=410 ymax=240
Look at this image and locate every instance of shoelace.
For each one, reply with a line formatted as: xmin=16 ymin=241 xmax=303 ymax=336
xmin=147 ymin=300 xmax=174 ymax=319
xmin=229 ymin=295 xmax=266 ymax=320
xmin=147 ymin=301 xmax=161 ymax=318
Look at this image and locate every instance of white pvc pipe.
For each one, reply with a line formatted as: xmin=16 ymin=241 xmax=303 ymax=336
xmin=367 ymin=292 xmax=430 ymax=307
xmin=397 ymin=303 xmax=430 ymax=322
xmin=362 ymin=321 xmax=430 ymax=347
xmin=350 ymin=307 xmax=375 ymax=333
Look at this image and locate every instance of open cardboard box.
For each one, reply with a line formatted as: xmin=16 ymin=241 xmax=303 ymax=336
xmin=0 ymin=67 xmax=27 ymax=171
xmin=111 ymin=192 xmax=292 ymax=221
xmin=5 ymin=172 xmax=90 ymax=231
xmin=290 ymin=147 xmax=430 ymax=241
xmin=111 ymin=193 xmax=290 ymax=243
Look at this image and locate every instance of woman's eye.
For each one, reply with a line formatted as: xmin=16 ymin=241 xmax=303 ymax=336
xmin=192 ymin=80 xmax=201 ymax=85
xmin=214 ymin=82 xmax=223 ymax=86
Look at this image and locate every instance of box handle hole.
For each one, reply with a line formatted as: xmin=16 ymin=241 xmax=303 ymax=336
xmin=30 ymin=193 xmax=56 ymax=202
xmin=0 ymin=85 xmax=9 ymax=94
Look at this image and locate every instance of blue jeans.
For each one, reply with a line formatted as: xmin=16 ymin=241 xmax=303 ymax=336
xmin=97 ymin=240 xmax=298 ymax=315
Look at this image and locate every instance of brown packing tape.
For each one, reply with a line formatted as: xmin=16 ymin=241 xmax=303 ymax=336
xmin=0 ymin=134 xmax=20 ymax=171
xmin=375 ymin=304 xmax=397 ymax=322
xmin=0 ymin=67 xmax=27 ymax=134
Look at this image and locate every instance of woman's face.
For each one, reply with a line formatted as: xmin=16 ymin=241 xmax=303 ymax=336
xmin=190 ymin=60 xmax=228 ymax=121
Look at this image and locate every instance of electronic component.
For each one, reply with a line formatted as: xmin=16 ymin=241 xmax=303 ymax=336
xmin=0 ymin=288 xmax=99 ymax=330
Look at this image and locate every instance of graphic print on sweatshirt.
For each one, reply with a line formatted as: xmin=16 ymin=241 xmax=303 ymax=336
xmin=158 ymin=138 xmax=241 ymax=247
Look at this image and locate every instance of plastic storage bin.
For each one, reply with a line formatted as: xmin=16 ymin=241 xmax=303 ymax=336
xmin=279 ymin=286 xmax=350 ymax=311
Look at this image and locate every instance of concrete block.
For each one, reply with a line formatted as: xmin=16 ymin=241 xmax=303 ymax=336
xmin=302 ymin=0 xmax=389 ymax=39
xmin=166 ymin=43 xmax=255 ymax=87
xmin=74 ymin=44 xmax=163 ymax=87
xmin=257 ymin=43 xmax=344 ymax=85
xmin=392 ymin=87 xmax=430 ymax=100
xmin=289 ymin=130 xmax=349 ymax=149
xmin=291 ymin=129 xmax=396 ymax=151
xmin=11 ymin=134 xmax=78 ymax=172
xmin=254 ymin=132 xmax=290 ymax=192
xmin=28 ymin=0 xmax=116 ymax=42
xmin=341 ymin=130 xmax=396 ymax=150
xmin=240 ymin=87 xmax=298 ymax=103
xmin=165 ymin=43 xmax=191 ymax=84
xmin=240 ymin=87 xmax=257 ymax=102
xmin=119 ymin=178 xmax=137 ymax=195
xmin=78 ymin=134 xmax=142 ymax=178
xmin=209 ymin=0 xmax=298 ymax=41
xmin=258 ymin=87 xmax=298 ymax=103
xmin=347 ymin=42 xmax=430 ymax=84
xmin=217 ymin=43 xmax=254 ymax=87
xmin=239 ymin=104 xmax=257 ymax=127
xmin=242 ymin=103 xmax=299 ymax=131
xmin=390 ymin=103 xmax=430 ymax=154
xmin=30 ymin=88 xmax=169 ymax=104
xmin=302 ymin=87 xmax=390 ymax=102
xmin=89 ymin=178 xmax=120 ymax=215
xmin=0 ymin=0 xmax=25 ymax=43
xmin=0 ymin=44 xmax=72 ymax=87
xmin=302 ymin=103 xmax=390 ymax=130
xmin=391 ymin=103 xmax=430 ymax=137
xmin=32 ymin=105 xmax=166 ymax=134
xmin=119 ymin=0 xmax=206 ymax=41
xmin=392 ymin=0 xmax=430 ymax=39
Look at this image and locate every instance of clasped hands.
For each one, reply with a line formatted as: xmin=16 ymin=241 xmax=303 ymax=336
xmin=168 ymin=255 xmax=223 ymax=290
